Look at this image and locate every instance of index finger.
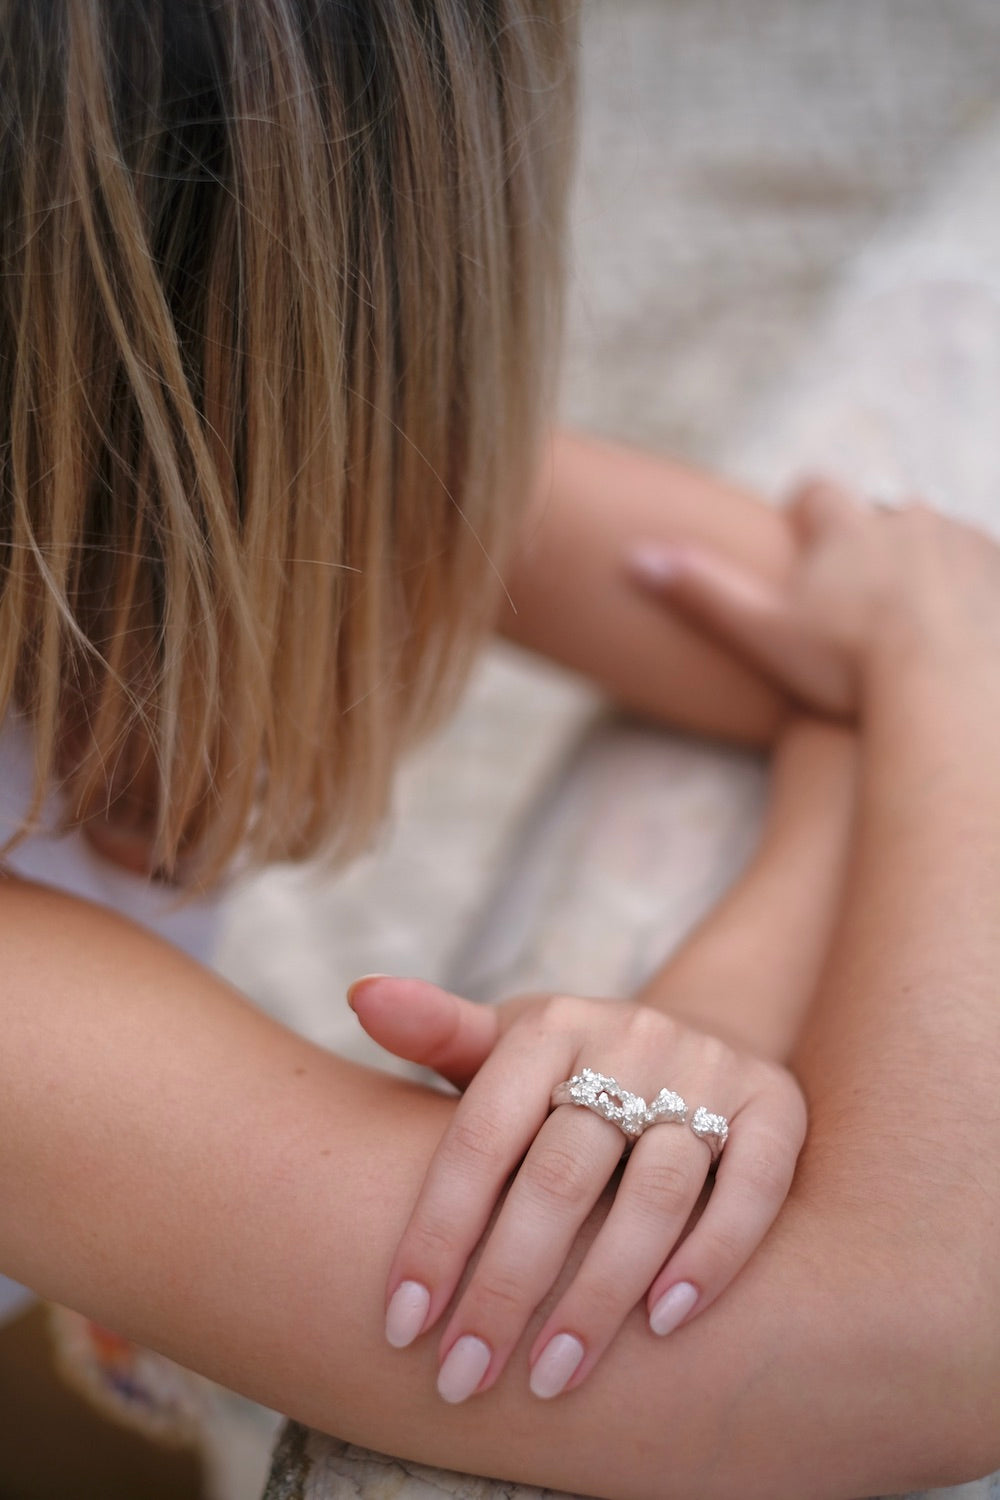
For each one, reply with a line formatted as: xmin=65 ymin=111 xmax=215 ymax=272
xmin=383 ymin=1024 xmax=573 ymax=1352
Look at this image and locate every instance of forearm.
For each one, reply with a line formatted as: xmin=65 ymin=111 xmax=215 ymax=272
xmin=0 ymin=873 xmax=827 ymax=1498
xmin=634 ymin=718 xmax=858 ymax=1062
xmin=2 ymin=873 xmax=989 ymax=1500
xmin=793 ymin=659 xmax=1000 ymax=1175
xmin=780 ymin=662 xmax=1000 ymax=1473
xmin=499 ymin=429 xmax=797 ymax=743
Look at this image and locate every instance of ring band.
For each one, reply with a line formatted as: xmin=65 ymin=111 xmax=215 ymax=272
xmin=550 ymin=1068 xmax=687 ymax=1144
xmin=690 ymin=1105 xmax=729 ymax=1161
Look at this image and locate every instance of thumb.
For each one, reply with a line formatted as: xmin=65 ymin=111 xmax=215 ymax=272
xmin=346 ymin=975 xmax=499 ymax=1090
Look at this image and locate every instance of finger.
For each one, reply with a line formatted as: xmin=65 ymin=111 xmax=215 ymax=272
xmin=384 ymin=1025 xmax=573 ymax=1358
xmin=627 ymin=543 xmax=854 ymax=714
xmin=436 ymin=1102 xmax=626 ymax=1403
xmin=627 ymin=539 xmax=778 ymax=620
xmin=627 ymin=542 xmax=794 ymax=654
xmin=645 ymin=1084 xmax=807 ymax=1337
xmin=348 ymin=975 xmax=499 ymax=1090
xmin=525 ymin=1120 xmax=710 ymax=1399
xmin=785 ymin=477 xmax=864 ymax=542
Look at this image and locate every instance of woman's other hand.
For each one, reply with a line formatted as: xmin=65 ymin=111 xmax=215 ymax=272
xmin=627 ymin=479 xmax=1000 ymax=716
xmin=349 ymin=977 xmax=806 ymax=1402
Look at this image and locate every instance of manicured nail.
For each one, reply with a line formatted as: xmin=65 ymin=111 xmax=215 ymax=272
xmin=385 ymin=1281 xmax=430 ymax=1348
xmin=649 ymin=1281 xmax=699 ymax=1336
xmin=529 ymin=1333 xmax=585 ymax=1399
xmin=437 ymin=1335 xmax=492 ymax=1404
xmin=346 ymin=974 xmax=390 ymax=1010
xmin=626 ymin=544 xmax=684 ymax=589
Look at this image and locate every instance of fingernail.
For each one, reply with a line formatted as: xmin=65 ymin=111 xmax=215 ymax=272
xmin=385 ymin=1281 xmax=430 ymax=1348
xmin=529 ymin=1333 xmax=585 ymax=1399
xmin=649 ymin=1281 xmax=699 ymax=1336
xmin=437 ymin=1335 xmax=492 ymax=1404
xmin=626 ymin=544 xmax=684 ymax=589
xmin=346 ymin=974 xmax=390 ymax=1010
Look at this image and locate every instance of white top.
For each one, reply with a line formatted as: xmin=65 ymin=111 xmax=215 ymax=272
xmin=0 ymin=713 xmax=229 ymax=1322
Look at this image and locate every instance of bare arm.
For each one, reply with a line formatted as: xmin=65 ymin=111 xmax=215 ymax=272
xmin=500 ymin=429 xmax=797 ymax=742
xmin=636 ymin=717 xmax=857 ymax=1061
xmin=2 ymin=695 xmax=996 ymax=1500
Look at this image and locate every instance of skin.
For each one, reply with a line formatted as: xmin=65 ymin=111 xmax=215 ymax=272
xmin=367 ymin=988 xmax=807 ymax=1403
xmin=499 ymin=428 xmax=798 ymax=742
xmin=353 ymin=718 xmax=852 ymax=1399
xmin=2 ymin=440 xmax=998 ymax=1498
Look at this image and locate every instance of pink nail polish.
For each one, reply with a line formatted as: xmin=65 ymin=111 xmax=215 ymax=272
xmin=627 ymin=544 xmax=684 ymax=589
xmin=346 ymin=974 xmax=390 ymax=1010
xmin=385 ymin=1281 xmax=430 ymax=1348
xmin=437 ymin=1335 xmax=492 ymax=1404
xmin=529 ymin=1333 xmax=585 ymax=1399
xmin=649 ymin=1281 xmax=699 ymax=1336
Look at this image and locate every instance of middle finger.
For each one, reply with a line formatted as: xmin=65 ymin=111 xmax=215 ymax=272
xmin=436 ymin=1100 xmax=627 ymax=1403
xmin=526 ymin=1111 xmax=717 ymax=1398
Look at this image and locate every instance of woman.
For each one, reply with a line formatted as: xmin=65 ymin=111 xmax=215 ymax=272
xmin=0 ymin=2 xmax=997 ymax=1495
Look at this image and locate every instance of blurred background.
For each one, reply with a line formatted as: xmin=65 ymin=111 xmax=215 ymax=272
xmin=216 ymin=0 xmax=1000 ymax=1071
xmin=562 ymin=0 xmax=1000 ymax=458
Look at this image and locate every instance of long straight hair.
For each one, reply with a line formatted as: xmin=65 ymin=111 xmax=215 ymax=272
xmin=0 ymin=0 xmax=577 ymax=891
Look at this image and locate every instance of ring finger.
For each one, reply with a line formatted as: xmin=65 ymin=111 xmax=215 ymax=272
xmin=526 ymin=1108 xmax=723 ymax=1398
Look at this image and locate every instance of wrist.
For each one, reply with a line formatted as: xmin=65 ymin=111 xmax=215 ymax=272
xmin=862 ymin=615 xmax=1000 ymax=732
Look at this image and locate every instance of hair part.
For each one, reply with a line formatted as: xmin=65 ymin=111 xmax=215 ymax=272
xmin=0 ymin=0 xmax=577 ymax=891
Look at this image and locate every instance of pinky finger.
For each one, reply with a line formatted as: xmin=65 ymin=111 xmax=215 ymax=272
xmin=645 ymin=1094 xmax=806 ymax=1338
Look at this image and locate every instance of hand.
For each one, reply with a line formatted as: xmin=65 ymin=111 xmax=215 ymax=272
xmin=349 ymin=977 xmax=806 ymax=1402
xmin=628 ymin=479 xmax=1000 ymax=716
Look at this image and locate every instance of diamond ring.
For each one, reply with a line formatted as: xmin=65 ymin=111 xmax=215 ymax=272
xmin=550 ymin=1068 xmax=687 ymax=1144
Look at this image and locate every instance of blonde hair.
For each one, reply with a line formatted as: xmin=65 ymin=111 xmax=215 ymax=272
xmin=0 ymin=0 xmax=577 ymax=891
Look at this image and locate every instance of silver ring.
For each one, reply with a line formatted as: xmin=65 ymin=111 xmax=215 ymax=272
xmin=690 ymin=1105 xmax=729 ymax=1161
xmin=550 ymin=1068 xmax=687 ymax=1144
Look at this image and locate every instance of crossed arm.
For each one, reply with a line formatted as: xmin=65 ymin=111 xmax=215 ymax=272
xmin=1 ymin=434 xmax=998 ymax=1500
xmin=499 ymin=428 xmax=797 ymax=743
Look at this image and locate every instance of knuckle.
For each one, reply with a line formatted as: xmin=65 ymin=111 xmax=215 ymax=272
xmin=535 ymin=993 xmax=578 ymax=1035
xmin=576 ymin=1270 xmax=627 ymax=1322
xmin=630 ymin=1158 xmax=695 ymax=1222
xmin=629 ymin=1006 xmax=679 ymax=1051
xmin=442 ymin=1111 xmax=506 ymax=1172
xmin=409 ymin=1210 xmax=461 ymax=1265
xmin=466 ymin=1265 xmax=528 ymax=1322
xmin=696 ymin=1033 xmax=730 ymax=1074
xmin=522 ymin=1143 xmax=594 ymax=1209
xmin=741 ymin=1145 xmax=792 ymax=1201
xmin=766 ymin=1067 xmax=807 ymax=1121
xmin=540 ymin=992 xmax=601 ymax=1032
xmin=754 ymin=1060 xmax=807 ymax=1118
xmin=789 ymin=476 xmax=827 ymax=509
xmin=701 ymin=1224 xmax=746 ymax=1274
xmin=542 ymin=991 xmax=576 ymax=1019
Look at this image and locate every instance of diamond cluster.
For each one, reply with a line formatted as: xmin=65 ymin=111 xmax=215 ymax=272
xmin=565 ymin=1068 xmax=687 ymax=1141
